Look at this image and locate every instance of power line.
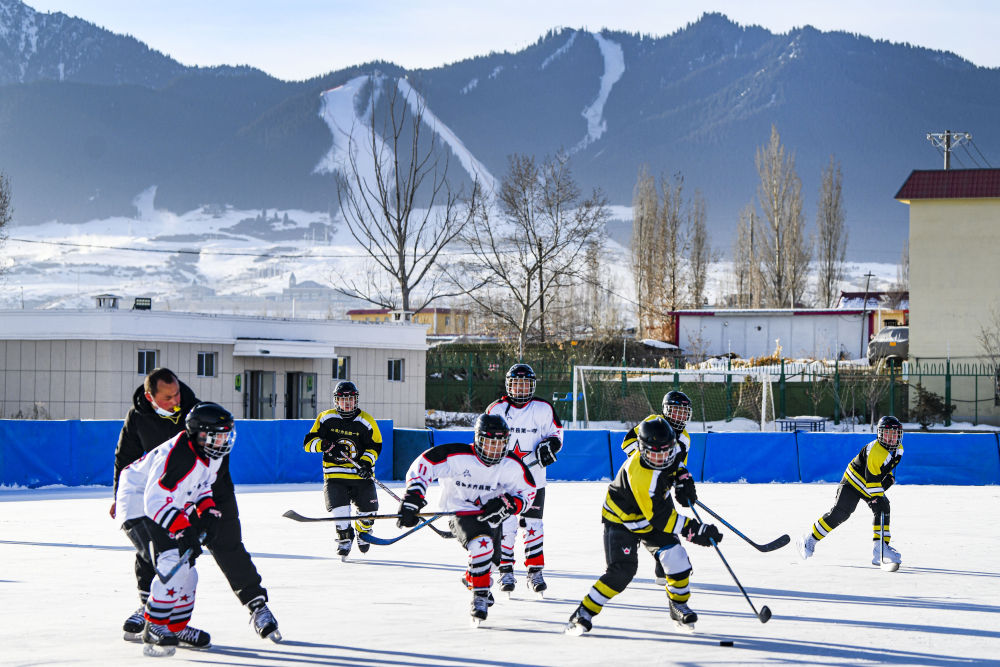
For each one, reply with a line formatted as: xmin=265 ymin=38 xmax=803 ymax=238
xmin=968 ymin=138 xmax=994 ymax=168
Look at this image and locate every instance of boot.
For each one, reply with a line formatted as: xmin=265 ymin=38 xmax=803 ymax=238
xmin=566 ymin=604 xmax=594 ymax=634
xmin=141 ymin=621 xmax=178 ymax=657
xmin=336 ymin=526 xmax=354 ymax=560
xmin=175 ymin=625 xmax=211 ymax=649
xmin=526 ymin=567 xmax=547 ymax=594
xmin=668 ymin=599 xmax=697 ymax=628
xmin=470 ymin=591 xmax=490 ymax=626
xmin=873 ymin=540 xmax=902 ymax=568
xmin=248 ymin=596 xmax=282 ymax=642
xmin=796 ymin=533 xmax=818 ymax=560
xmin=498 ymin=566 xmax=516 ymax=593
xmin=122 ymin=606 xmax=145 ymax=642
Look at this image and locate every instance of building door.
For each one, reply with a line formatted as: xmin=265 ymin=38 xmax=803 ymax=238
xmin=285 ymin=372 xmax=318 ymax=419
xmin=244 ymin=371 xmax=276 ymax=419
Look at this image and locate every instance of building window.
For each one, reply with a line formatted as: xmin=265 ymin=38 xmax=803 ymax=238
xmin=388 ymin=358 xmax=404 ymax=382
xmin=334 ymin=356 xmax=351 ymax=380
xmin=137 ymin=349 xmax=157 ymax=375
xmin=445 ymin=315 xmax=451 ymax=326
xmin=197 ymin=352 xmax=217 ymax=377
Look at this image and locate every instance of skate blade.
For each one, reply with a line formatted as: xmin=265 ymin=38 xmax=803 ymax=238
xmin=564 ymin=622 xmax=586 ymax=636
xmin=142 ymin=643 xmax=177 ymax=657
xmin=470 ymin=617 xmax=484 ymax=628
xmin=881 ymin=562 xmax=900 ymax=572
xmin=123 ymin=631 xmax=143 ymax=643
xmin=339 ymin=555 xmax=349 ymax=562
xmin=266 ymin=629 xmax=283 ymax=643
xmin=672 ymin=621 xmax=696 ymax=633
xmin=535 ymin=591 xmax=546 ymax=600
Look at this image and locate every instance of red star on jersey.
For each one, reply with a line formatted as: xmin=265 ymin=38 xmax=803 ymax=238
xmin=180 ymin=594 xmax=190 ymax=602
xmin=527 ymin=527 xmax=537 ymax=536
xmin=512 ymin=442 xmax=531 ymax=460
xmin=166 ymin=588 xmax=176 ymax=596
xmin=479 ymin=538 xmax=490 ymax=548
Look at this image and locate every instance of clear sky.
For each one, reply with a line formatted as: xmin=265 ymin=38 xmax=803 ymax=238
xmin=22 ymin=0 xmax=1000 ymax=81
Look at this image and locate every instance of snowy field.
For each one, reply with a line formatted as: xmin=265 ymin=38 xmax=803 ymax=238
xmin=2 ymin=481 xmax=998 ymax=666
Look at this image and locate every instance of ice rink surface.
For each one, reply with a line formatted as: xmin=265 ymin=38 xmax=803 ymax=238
xmin=2 ymin=481 xmax=998 ymax=666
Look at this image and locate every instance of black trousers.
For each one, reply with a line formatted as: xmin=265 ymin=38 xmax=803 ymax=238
xmin=599 ymin=522 xmax=680 ymax=593
xmin=821 ymin=481 xmax=891 ymax=533
xmin=133 ymin=495 xmax=266 ymax=607
xmin=323 ymin=477 xmax=379 ymax=514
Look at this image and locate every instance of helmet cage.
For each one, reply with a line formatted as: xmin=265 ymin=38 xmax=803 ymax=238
xmin=877 ymin=424 xmax=902 ymax=451
xmin=664 ymin=403 xmax=692 ymax=431
xmin=639 ymin=440 xmax=678 ymax=470
xmin=505 ymin=376 xmax=535 ymax=404
xmin=197 ymin=428 xmax=235 ymax=460
xmin=335 ymin=394 xmax=358 ymax=416
xmin=475 ymin=432 xmax=508 ymax=466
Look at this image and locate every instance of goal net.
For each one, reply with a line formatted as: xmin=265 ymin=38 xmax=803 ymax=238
xmin=571 ymin=365 xmax=775 ymax=431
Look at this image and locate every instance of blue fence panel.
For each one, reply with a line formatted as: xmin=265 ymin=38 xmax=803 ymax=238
xmin=687 ymin=433 xmax=708 ymax=481
xmin=797 ymin=433 xmax=874 ymax=483
xmin=609 ymin=430 xmax=629 ymax=476
xmin=69 ymin=420 xmax=122 ymax=486
xmin=894 ymin=432 xmax=999 ymax=485
xmin=554 ymin=431 xmax=611 ymax=481
xmin=429 ymin=428 xmax=474 ymax=447
xmin=0 ymin=420 xmax=74 ymax=487
xmin=393 ymin=428 xmax=433 ymax=479
xmin=702 ymin=432 xmax=800 ymax=483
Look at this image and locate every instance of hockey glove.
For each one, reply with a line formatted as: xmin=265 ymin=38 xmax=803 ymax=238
xmin=355 ymin=459 xmax=374 ymax=479
xmin=536 ymin=437 xmax=561 ymax=467
xmin=173 ymin=526 xmax=203 ymax=561
xmin=479 ymin=493 xmax=518 ymax=527
xmin=673 ymin=470 xmax=697 ymax=508
xmin=397 ymin=490 xmax=426 ymax=528
xmin=322 ymin=440 xmax=347 ymax=458
xmin=683 ymin=520 xmax=722 ymax=547
xmin=882 ymin=474 xmax=895 ymax=491
xmin=196 ymin=507 xmax=223 ymax=545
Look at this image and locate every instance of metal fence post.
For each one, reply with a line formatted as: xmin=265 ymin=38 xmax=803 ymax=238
xmin=779 ymin=359 xmax=786 ymax=419
xmin=945 ymin=358 xmax=952 ymax=426
xmin=833 ymin=359 xmax=841 ymax=425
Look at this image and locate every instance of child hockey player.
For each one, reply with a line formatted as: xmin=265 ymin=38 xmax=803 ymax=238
xmin=620 ymin=390 xmax=695 ymax=585
xmin=115 ymin=402 xmax=235 ymax=656
xmin=485 ymin=363 xmax=563 ymax=596
xmin=397 ymin=413 xmax=537 ymax=627
xmin=567 ymin=416 xmax=721 ymax=635
xmin=796 ymin=415 xmax=904 ymax=570
xmin=303 ymin=380 xmax=383 ymax=559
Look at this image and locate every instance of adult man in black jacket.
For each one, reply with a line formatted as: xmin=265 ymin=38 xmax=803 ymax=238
xmin=111 ymin=367 xmax=280 ymax=643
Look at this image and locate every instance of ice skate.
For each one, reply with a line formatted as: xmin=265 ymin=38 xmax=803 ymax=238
xmin=141 ymin=621 xmax=178 ymax=657
xmin=498 ymin=567 xmax=516 ymax=596
xmin=336 ymin=526 xmax=354 ymax=561
xmin=469 ymin=591 xmax=490 ymax=628
xmin=356 ymin=532 xmax=371 ymax=554
xmin=564 ymin=604 xmax=593 ymax=636
xmin=248 ymin=596 xmax=282 ymax=642
xmin=175 ymin=625 xmax=211 ymax=649
xmin=796 ymin=533 xmax=817 ymax=560
xmin=526 ymin=567 xmax=547 ymax=598
xmin=668 ymin=599 xmax=697 ymax=632
xmin=873 ymin=541 xmax=902 ymax=571
xmin=122 ymin=606 xmax=145 ymax=642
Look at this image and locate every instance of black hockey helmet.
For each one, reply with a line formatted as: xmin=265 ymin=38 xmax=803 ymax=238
xmin=505 ymin=363 xmax=536 ymax=406
xmin=185 ymin=402 xmax=235 ymax=460
xmin=661 ymin=390 xmax=692 ymax=432
xmin=333 ymin=380 xmax=360 ymax=419
xmin=473 ymin=413 xmax=510 ymax=467
xmin=876 ymin=415 xmax=903 ymax=451
xmin=636 ymin=416 xmax=678 ymax=470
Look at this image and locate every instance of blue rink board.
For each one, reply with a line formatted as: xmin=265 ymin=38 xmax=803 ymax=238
xmin=0 ymin=420 xmax=997 ymax=487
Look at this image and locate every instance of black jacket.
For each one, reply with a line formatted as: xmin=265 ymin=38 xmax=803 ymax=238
xmin=113 ymin=382 xmax=236 ymax=506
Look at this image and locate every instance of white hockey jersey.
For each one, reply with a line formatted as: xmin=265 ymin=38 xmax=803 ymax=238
xmin=485 ymin=396 xmax=563 ymax=487
xmin=405 ymin=442 xmax=537 ymax=514
xmin=115 ymin=432 xmax=223 ymax=534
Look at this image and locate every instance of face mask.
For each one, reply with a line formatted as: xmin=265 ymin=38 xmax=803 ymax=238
xmin=147 ymin=393 xmax=180 ymax=418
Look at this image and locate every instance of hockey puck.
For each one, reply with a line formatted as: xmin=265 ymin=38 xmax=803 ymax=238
xmin=719 ymin=640 xmax=734 ymax=647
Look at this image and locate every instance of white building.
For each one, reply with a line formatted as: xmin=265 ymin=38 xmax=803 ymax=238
xmin=0 ymin=303 xmax=427 ymax=426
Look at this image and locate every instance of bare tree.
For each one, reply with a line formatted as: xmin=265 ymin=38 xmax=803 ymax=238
xmin=729 ymin=203 xmax=762 ymax=308
xmin=455 ymin=153 xmax=608 ymax=358
xmin=334 ymin=74 xmax=476 ymax=316
xmin=659 ymin=172 xmax=686 ymax=315
xmin=687 ymin=190 xmax=712 ymax=307
xmin=815 ymin=156 xmax=847 ymax=308
xmin=755 ymin=125 xmax=810 ymax=307
xmin=0 ymin=170 xmax=10 ymax=278
xmin=632 ymin=165 xmax=661 ymax=338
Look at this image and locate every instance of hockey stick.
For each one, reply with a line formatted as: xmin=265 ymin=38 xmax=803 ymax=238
xmin=338 ymin=455 xmax=453 ymax=539
xmin=154 ymin=531 xmax=206 ymax=584
xmin=357 ymin=514 xmax=445 ymax=546
xmin=689 ymin=505 xmax=772 ymax=623
xmin=283 ymin=509 xmax=465 ymax=522
xmin=693 ymin=500 xmax=790 ymax=553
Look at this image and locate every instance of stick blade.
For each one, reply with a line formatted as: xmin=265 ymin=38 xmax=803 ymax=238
xmin=757 ymin=534 xmax=791 ymax=552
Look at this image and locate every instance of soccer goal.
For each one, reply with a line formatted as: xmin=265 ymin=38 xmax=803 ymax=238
xmin=571 ymin=365 xmax=775 ymax=431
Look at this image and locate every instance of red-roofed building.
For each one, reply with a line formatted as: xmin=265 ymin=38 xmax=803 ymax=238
xmin=895 ymin=168 xmax=1000 ymax=423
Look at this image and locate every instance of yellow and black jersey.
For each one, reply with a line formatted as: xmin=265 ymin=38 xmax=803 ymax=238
xmin=621 ymin=413 xmax=691 ymax=464
xmin=601 ymin=452 xmax=693 ymax=537
xmin=303 ymin=409 xmax=382 ymax=480
xmin=842 ymin=438 xmax=902 ymax=499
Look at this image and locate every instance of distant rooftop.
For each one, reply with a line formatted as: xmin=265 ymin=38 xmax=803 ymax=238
xmin=895 ymin=169 xmax=1000 ymax=201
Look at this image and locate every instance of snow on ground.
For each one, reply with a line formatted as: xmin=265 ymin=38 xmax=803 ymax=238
xmin=2 ymin=481 xmax=997 ymax=665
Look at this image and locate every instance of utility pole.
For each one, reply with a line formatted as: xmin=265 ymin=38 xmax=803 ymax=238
xmin=860 ymin=271 xmax=874 ymax=359
xmin=926 ymin=130 xmax=971 ymax=170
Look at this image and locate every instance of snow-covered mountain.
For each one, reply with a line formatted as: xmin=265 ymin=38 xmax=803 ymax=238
xmin=2 ymin=0 xmax=998 ymax=277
